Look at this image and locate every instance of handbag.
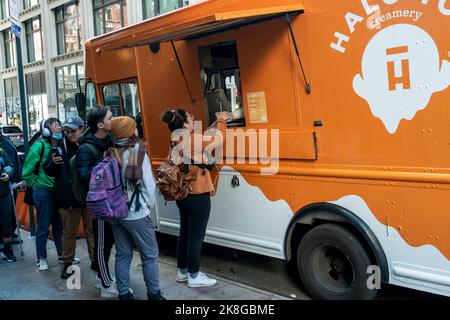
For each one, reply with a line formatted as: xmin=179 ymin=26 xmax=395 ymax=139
xmin=24 ymin=141 xmax=45 ymax=206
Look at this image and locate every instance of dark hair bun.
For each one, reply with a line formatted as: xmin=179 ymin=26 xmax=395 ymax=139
xmin=160 ymin=110 xmax=176 ymax=125
xmin=160 ymin=109 xmax=188 ymax=132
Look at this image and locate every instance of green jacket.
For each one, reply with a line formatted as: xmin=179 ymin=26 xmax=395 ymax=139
xmin=22 ymin=139 xmax=54 ymax=190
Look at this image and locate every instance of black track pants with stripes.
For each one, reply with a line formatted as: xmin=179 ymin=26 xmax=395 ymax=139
xmin=92 ymin=219 xmax=115 ymax=288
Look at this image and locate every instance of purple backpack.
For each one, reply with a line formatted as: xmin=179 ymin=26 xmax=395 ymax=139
xmin=86 ymin=155 xmax=129 ymax=221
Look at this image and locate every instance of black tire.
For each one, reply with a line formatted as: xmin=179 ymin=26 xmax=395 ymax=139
xmin=297 ymin=223 xmax=379 ymax=300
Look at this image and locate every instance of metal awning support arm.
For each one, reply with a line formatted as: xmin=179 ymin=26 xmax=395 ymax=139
xmin=285 ymin=13 xmax=311 ymax=94
xmin=171 ymin=41 xmax=196 ymax=105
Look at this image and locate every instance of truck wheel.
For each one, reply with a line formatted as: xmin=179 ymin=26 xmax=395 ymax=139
xmin=297 ymin=223 xmax=378 ymax=300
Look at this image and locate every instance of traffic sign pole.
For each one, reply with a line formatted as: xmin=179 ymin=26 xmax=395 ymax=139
xmin=15 ymin=36 xmax=30 ymax=155
xmin=15 ymin=36 xmax=36 ymax=236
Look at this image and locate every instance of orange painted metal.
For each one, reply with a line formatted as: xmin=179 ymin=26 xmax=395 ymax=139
xmin=77 ymin=0 xmax=450 ymax=261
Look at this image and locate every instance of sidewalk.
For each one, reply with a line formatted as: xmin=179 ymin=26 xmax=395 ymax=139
xmin=0 ymin=231 xmax=289 ymax=300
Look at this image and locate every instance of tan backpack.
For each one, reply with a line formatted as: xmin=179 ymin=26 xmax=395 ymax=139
xmin=155 ymin=147 xmax=197 ymax=202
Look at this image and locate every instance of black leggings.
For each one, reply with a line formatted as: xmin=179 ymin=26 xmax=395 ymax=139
xmin=92 ymin=219 xmax=115 ymax=288
xmin=0 ymin=194 xmax=13 ymax=240
xmin=176 ymin=193 xmax=211 ymax=274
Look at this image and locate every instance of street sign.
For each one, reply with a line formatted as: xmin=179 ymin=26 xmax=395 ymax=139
xmin=11 ymin=21 xmax=21 ymax=38
xmin=8 ymin=0 xmax=21 ymax=38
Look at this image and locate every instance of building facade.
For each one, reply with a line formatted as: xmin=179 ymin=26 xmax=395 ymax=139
xmin=0 ymin=0 xmax=200 ymax=134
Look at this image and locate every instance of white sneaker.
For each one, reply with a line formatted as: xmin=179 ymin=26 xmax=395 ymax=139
xmin=37 ymin=258 xmax=49 ymax=271
xmin=95 ymin=276 xmax=102 ymax=289
xmin=0 ymin=252 xmax=6 ymax=259
xmin=187 ymin=272 xmax=217 ymax=288
xmin=100 ymin=283 xmax=119 ymax=299
xmin=176 ymin=270 xmax=188 ymax=283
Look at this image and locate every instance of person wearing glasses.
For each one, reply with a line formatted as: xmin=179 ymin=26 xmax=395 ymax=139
xmin=22 ymin=118 xmax=63 ymax=271
xmin=43 ymin=116 xmax=95 ymax=279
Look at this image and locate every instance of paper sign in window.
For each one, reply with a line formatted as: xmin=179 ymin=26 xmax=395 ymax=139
xmin=247 ymin=92 xmax=268 ymax=124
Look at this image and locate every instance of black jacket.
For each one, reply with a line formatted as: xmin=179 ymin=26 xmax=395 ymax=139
xmin=43 ymin=136 xmax=80 ymax=208
xmin=76 ymin=132 xmax=112 ymax=191
xmin=0 ymin=134 xmax=20 ymax=183
xmin=0 ymin=147 xmax=15 ymax=198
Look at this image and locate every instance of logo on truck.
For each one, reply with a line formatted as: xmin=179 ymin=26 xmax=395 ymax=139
xmin=330 ymin=0 xmax=450 ymax=133
xmin=353 ymin=24 xmax=450 ymax=133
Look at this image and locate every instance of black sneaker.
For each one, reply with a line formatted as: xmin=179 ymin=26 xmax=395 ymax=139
xmin=3 ymin=244 xmax=17 ymax=262
xmin=119 ymin=290 xmax=136 ymax=301
xmin=147 ymin=290 xmax=166 ymax=301
xmin=61 ymin=263 xmax=74 ymax=279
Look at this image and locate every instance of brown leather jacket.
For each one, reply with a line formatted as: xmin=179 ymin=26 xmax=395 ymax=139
xmin=182 ymin=119 xmax=227 ymax=196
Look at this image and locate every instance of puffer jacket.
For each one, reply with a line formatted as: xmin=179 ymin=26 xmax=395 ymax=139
xmin=22 ymin=139 xmax=54 ymax=190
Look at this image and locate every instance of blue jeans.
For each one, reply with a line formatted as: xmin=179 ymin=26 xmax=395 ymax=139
xmin=33 ymin=189 xmax=62 ymax=260
xmin=111 ymin=215 xmax=160 ymax=296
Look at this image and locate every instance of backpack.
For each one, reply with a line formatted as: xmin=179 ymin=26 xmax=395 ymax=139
xmin=69 ymin=143 xmax=100 ymax=205
xmin=155 ymin=147 xmax=197 ymax=202
xmin=85 ymin=155 xmax=129 ymax=221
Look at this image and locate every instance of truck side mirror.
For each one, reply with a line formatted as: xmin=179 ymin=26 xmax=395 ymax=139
xmin=75 ymin=92 xmax=87 ymax=120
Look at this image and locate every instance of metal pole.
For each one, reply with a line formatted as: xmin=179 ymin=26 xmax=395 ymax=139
xmin=15 ymin=36 xmax=29 ymax=154
xmin=14 ymin=34 xmax=35 ymax=236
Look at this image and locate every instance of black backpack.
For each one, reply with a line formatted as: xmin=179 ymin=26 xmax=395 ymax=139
xmin=69 ymin=143 xmax=100 ymax=205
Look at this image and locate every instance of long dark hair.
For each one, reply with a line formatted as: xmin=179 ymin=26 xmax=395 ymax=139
xmin=160 ymin=109 xmax=188 ymax=132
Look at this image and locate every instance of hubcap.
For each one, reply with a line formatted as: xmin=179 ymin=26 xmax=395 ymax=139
xmin=310 ymin=245 xmax=355 ymax=294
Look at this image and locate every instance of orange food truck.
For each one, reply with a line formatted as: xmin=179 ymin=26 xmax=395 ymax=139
xmin=67 ymin=0 xmax=450 ymax=299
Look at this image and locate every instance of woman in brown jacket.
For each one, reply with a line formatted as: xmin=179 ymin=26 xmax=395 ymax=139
xmin=161 ymin=109 xmax=231 ymax=287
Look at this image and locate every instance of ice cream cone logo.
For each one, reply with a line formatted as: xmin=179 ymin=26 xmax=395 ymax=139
xmin=353 ymin=24 xmax=450 ymax=134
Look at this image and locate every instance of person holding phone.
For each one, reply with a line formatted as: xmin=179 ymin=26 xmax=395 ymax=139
xmin=22 ymin=118 xmax=63 ymax=271
xmin=44 ymin=116 xmax=95 ymax=280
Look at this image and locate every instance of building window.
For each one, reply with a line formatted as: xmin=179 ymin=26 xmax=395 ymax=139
xmin=3 ymin=29 xmax=15 ymax=68
xmin=93 ymin=0 xmax=127 ymax=36
xmin=143 ymin=0 xmax=187 ymax=19
xmin=25 ymin=16 xmax=43 ymax=63
xmin=55 ymin=63 xmax=84 ymax=121
xmin=1 ymin=0 xmax=9 ymax=20
xmin=4 ymin=78 xmax=20 ymax=127
xmin=23 ymin=0 xmax=39 ymax=9
xmin=55 ymin=2 xmax=82 ymax=55
xmin=25 ymin=71 xmax=47 ymax=134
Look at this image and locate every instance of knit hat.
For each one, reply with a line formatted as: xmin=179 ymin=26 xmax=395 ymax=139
xmin=111 ymin=116 xmax=137 ymax=140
